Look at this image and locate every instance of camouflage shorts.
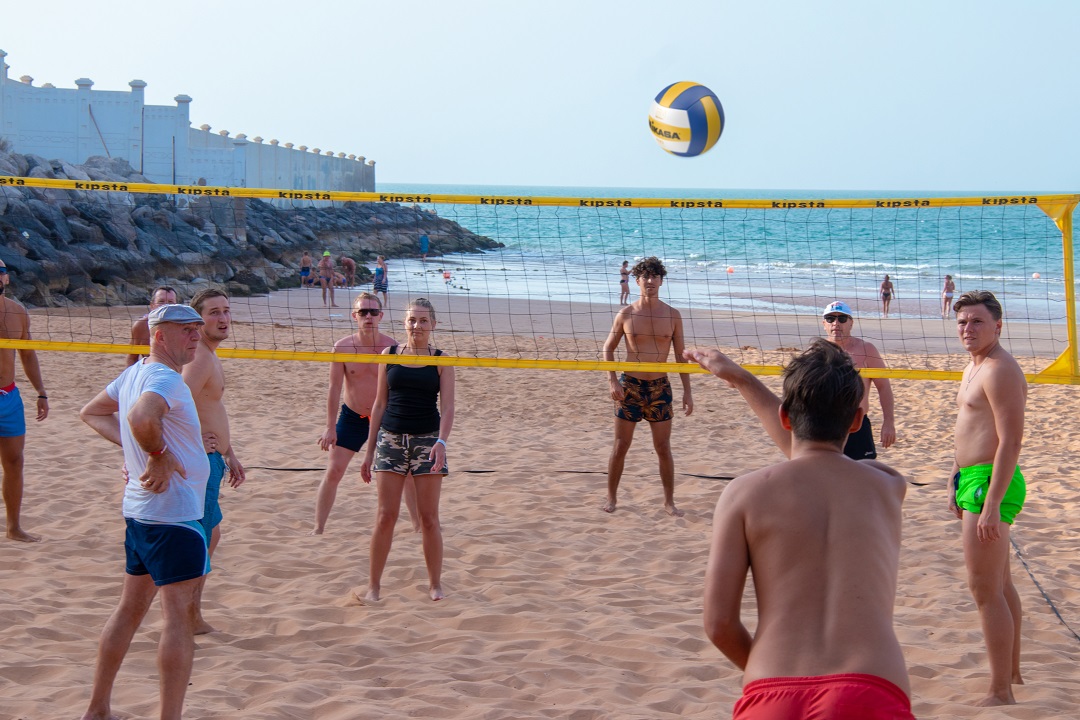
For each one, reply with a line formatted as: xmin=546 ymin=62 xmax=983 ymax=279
xmin=373 ymin=430 xmax=448 ymax=476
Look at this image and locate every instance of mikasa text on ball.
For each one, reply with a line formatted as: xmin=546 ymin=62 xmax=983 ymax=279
xmin=648 ymin=82 xmax=724 ymax=157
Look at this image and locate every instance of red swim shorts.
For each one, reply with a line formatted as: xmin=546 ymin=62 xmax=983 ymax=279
xmin=733 ymin=673 xmax=914 ymax=720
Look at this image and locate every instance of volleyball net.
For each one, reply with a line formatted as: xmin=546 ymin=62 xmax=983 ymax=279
xmin=1 ymin=176 xmax=1077 ymax=383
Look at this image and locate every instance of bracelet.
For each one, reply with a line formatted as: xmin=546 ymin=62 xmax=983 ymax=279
xmin=38 ymin=395 xmax=48 ymax=399
xmin=148 ymin=445 xmax=168 ymax=457
xmin=435 ymin=438 xmax=447 ymax=448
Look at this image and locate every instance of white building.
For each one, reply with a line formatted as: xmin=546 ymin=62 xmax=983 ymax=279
xmin=0 ymin=50 xmax=374 ymax=192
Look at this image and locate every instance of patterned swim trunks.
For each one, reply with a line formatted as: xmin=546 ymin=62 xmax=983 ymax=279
xmin=373 ymin=430 xmax=448 ymax=476
xmin=615 ymin=374 xmax=673 ymax=423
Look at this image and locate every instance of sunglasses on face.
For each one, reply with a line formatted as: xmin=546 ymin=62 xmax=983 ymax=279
xmin=823 ymin=315 xmax=850 ymax=324
xmin=354 ymin=308 xmax=382 ymax=317
xmin=0 ymin=267 xmax=8 ymax=274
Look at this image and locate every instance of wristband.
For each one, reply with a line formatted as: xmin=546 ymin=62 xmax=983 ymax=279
xmin=38 ymin=395 xmax=48 ymax=399
xmin=435 ymin=438 xmax=447 ymax=448
xmin=148 ymin=445 xmax=168 ymax=457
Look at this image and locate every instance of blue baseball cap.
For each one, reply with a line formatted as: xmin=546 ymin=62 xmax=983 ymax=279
xmin=148 ymin=304 xmax=205 ymax=328
xmin=822 ymin=301 xmax=854 ymax=318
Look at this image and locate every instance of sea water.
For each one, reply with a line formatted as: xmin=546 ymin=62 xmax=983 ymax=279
xmin=379 ymin=183 xmax=1072 ymax=322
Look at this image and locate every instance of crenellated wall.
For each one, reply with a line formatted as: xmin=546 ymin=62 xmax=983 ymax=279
xmin=0 ymin=50 xmax=374 ymax=192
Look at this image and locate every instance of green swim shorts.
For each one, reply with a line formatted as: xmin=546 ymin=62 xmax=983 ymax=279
xmin=955 ymin=463 xmax=1026 ymax=524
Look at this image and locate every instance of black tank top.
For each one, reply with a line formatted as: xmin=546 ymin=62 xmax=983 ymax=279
xmin=381 ymin=347 xmax=442 ymax=434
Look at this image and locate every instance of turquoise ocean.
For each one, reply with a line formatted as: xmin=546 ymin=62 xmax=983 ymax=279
xmin=379 ymin=183 xmax=1073 ymax=323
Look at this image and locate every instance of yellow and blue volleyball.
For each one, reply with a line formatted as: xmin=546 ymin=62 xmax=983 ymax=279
xmin=648 ymin=82 xmax=724 ymax=157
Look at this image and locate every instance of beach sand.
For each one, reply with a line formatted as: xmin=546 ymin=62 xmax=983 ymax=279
xmin=3 ymin=290 xmax=1079 ymax=718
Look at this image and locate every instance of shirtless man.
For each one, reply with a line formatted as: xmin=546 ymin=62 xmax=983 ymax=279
xmin=949 ymin=290 xmax=1027 ymax=706
xmin=126 ymin=286 xmax=178 ymax=366
xmin=182 ymin=288 xmax=246 ymax=634
xmin=686 ymin=340 xmax=914 ymax=719
xmin=821 ymin=301 xmax=897 ymax=460
xmin=311 ymin=292 xmax=404 ymax=534
xmin=602 ymin=257 xmax=693 ymax=517
xmin=339 ymin=255 xmax=357 ymax=288
xmin=318 ymin=251 xmax=338 ymax=307
xmin=299 ymin=250 xmax=313 ymax=287
xmin=0 ymin=260 xmax=49 ymax=542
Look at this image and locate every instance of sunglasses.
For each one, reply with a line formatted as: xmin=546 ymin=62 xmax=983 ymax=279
xmin=0 ymin=267 xmax=8 ymax=274
xmin=354 ymin=308 xmax=382 ymax=317
xmin=823 ymin=315 xmax=850 ymax=324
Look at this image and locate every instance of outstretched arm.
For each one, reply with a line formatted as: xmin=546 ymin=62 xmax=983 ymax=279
xmin=684 ymin=347 xmax=791 ymax=457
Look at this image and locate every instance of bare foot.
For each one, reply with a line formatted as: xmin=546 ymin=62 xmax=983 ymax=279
xmin=308 ymin=527 xmax=324 ymax=536
xmin=430 ymin=586 xmax=444 ymax=601
xmin=364 ymin=587 xmax=380 ymax=602
xmin=1012 ymin=673 xmax=1025 ymax=685
xmin=601 ymin=498 xmax=617 ymax=513
xmin=664 ymin=503 xmax=685 ymax=518
xmin=7 ymin=528 xmax=41 ymax=542
xmin=194 ymin=618 xmax=216 ymax=635
xmin=974 ymin=691 xmax=1015 ymax=707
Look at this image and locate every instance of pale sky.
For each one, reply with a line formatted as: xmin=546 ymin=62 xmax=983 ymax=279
xmin=2 ymin=0 xmax=1078 ymax=192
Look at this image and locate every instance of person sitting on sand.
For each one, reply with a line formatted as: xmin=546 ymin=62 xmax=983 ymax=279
xmin=686 ymin=339 xmax=915 ymax=720
xmin=360 ymin=298 xmax=454 ymax=602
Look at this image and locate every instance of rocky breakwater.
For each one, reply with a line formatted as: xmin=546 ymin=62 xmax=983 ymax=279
xmin=0 ymin=150 xmax=502 ymax=307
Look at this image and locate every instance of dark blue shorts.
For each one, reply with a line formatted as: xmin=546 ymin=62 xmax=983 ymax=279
xmin=335 ymin=404 xmax=371 ymax=453
xmin=199 ymin=451 xmax=226 ymax=536
xmin=843 ymin=416 xmax=877 ymax=460
xmin=125 ymin=518 xmax=210 ymax=586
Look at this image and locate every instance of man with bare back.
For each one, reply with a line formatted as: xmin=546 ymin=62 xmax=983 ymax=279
xmin=0 ymin=259 xmax=48 ymax=542
xmin=311 ymin=292 xmax=403 ymax=534
xmin=182 ymin=288 xmax=246 ymax=634
xmin=686 ymin=340 xmax=914 ymax=719
xmin=949 ymin=290 xmax=1027 ymax=706
xmin=602 ymin=256 xmax=693 ymax=517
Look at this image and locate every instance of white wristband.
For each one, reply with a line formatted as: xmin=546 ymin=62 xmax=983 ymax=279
xmin=435 ymin=438 xmax=447 ymax=448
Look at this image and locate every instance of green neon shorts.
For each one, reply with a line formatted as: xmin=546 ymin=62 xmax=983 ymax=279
xmin=955 ymin=463 xmax=1026 ymax=524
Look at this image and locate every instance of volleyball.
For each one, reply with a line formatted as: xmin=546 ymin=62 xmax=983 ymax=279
xmin=648 ymin=82 xmax=724 ymax=157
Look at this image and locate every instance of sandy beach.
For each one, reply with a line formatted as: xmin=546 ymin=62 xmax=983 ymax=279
xmin=3 ymin=289 xmax=1080 ymax=718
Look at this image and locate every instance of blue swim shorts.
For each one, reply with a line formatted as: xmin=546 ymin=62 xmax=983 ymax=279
xmin=199 ymin=451 xmax=226 ymax=536
xmin=0 ymin=385 xmax=26 ymax=437
xmin=335 ymin=404 xmax=371 ymax=453
xmin=125 ymin=517 xmax=210 ymax=586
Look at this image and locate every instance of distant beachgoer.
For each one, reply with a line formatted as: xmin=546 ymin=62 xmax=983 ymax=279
xmin=419 ymin=234 xmax=430 ymax=260
xmin=603 ymin=256 xmax=693 ymax=517
xmin=942 ymin=274 xmax=956 ymax=318
xmin=300 ymin=251 xmax=313 ymax=286
xmin=79 ymin=303 xmax=211 ymax=720
xmin=182 ymin=289 xmax=246 ymax=635
xmin=360 ymin=298 xmax=455 ymax=602
xmin=685 ymin=340 xmax=914 ymax=720
xmin=618 ymin=260 xmax=630 ymax=305
xmin=880 ymin=274 xmax=895 ymax=318
xmin=339 ymin=255 xmax=357 ymax=287
xmin=0 ymin=259 xmax=49 ymax=543
xmin=949 ymin=290 xmax=1027 ymax=706
xmin=318 ymin=251 xmax=338 ymax=308
xmin=373 ymin=256 xmax=389 ymax=307
xmin=127 ymin=286 xmax=179 ymax=366
xmin=311 ymin=292 xmax=412 ymax=535
xmin=821 ymin=301 xmax=896 ymax=460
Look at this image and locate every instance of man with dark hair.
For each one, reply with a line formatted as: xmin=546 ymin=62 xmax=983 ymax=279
xmin=949 ymin=290 xmax=1026 ymax=706
xmin=602 ymin=256 xmax=693 ymax=517
xmin=820 ymin=301 xmax=896 ymax=460
xmin=685 ymin=339 xmax=914 ymax=720
xmin=0 ymin=259 xmax=49 ymax=542
xmin=80 ymin=303 xmax=211 ymax=720
xmin=182 ymin=288 xmax=245 ymax=634
xmin=127 ymin=286 xmax=179 ymax=366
